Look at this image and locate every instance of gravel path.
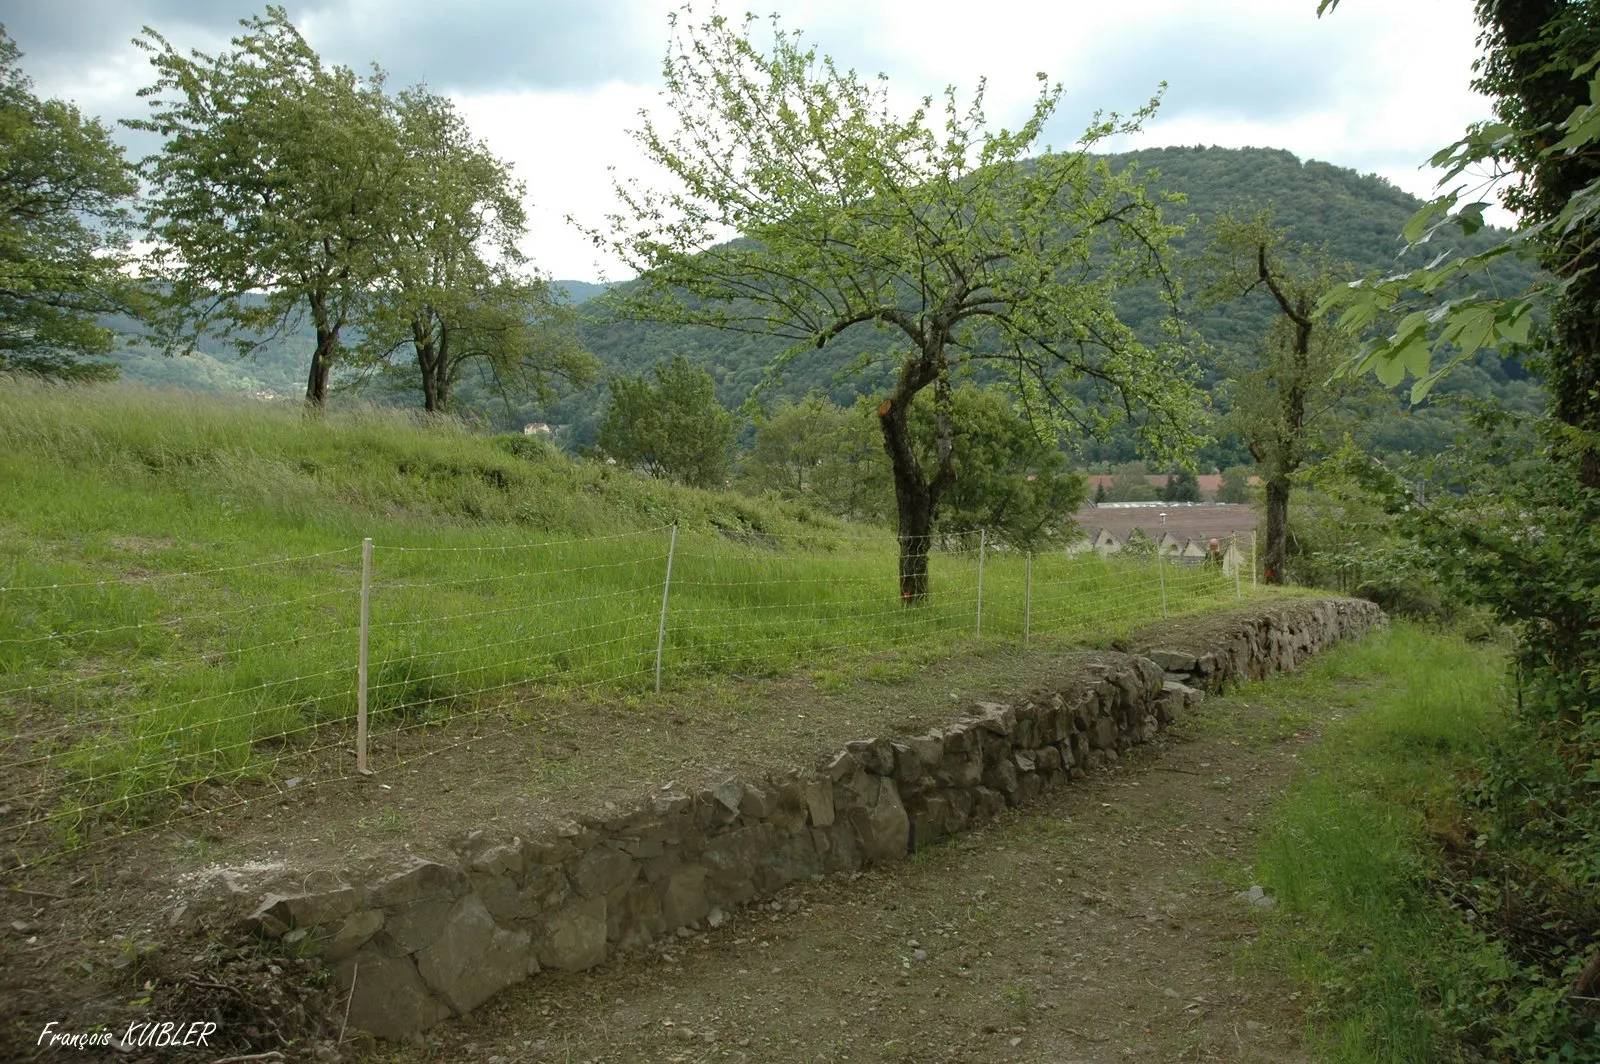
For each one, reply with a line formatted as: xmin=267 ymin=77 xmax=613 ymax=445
xmin=395 ymin=684 xmax=1322 ymax=1064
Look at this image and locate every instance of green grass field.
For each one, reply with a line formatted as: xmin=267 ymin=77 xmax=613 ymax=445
xmin=0 ymin=379 xmax=1273 ymax=854
xmin=1233 ymin=624 xmax=1600 ymax=1062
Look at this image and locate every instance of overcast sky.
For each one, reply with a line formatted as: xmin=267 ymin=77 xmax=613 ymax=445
xmin=6 ymin=0 xmax=1496 ymax=282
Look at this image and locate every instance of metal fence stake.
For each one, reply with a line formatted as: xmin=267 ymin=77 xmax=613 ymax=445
xmin=356 ymin=537 xmax=373 ymax=776
xmin=1156 ymin=541 xmax=1168 ymax=618
xmin=975 ymin=529 xmax=986 ymax=636
xmin=1233 ymin=531 xmax=1242 ymax=600
xmin=1023 ymin=552 xmax=1032 ymax=647
xmin=655 ymin=523 xmax=678 ymax=694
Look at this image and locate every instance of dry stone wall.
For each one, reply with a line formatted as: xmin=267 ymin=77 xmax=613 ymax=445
xmin=241 ymin=597 xmax=1383 ymax=1040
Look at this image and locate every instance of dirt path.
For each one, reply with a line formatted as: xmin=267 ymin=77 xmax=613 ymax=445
xmin=391 ymin=681 xmax=1323 ymax=1064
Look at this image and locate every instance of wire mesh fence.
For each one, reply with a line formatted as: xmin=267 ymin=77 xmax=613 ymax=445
xmin=0 ymin=523 xmax=1264 ymax=867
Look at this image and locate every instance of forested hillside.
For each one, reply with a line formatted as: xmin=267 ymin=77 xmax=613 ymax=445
xmin=556 ymin=145 xmax=1545 ymax=465
xmin=104 ymin=146 xmax=1546 ymax=465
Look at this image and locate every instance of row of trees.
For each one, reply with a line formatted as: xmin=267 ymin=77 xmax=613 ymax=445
xmin=592 ymin=356 xmax=1085 ymax=549
xmin=0 ymin=9 xmax=593 ymax=413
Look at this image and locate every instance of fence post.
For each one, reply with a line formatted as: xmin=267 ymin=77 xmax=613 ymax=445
xmin=1156 ymin=540 xmax=1168 ymax=617
xmin=356 ymin=537 xmax=373 ymax=776
xmin=655 ymin=523 xmax=678 ymax=694
xmin=975 ymin=529 xmax=986 ymax=636
xmin=1233 ymin=530 xmax=1242 ymax=600
xmin=1251 ymin=529 xmax=1258 ymax=589
xmin=1023 ymin=552 xmax=1032 ymax=647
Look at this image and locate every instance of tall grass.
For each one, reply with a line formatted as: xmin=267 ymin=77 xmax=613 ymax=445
xmin=1244 ymin=624 xmax=1518 ymax=1062
xmin=0 ymin=379 xmax=1277 ymax=853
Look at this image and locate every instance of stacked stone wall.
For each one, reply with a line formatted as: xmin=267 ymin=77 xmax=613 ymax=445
xmin=239 ymin=597 xmax=1383 ymax=1039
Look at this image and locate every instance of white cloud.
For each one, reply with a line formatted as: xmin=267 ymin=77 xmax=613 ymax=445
xmin=16 ymin=0 xmax=1510 ymax=277
xmin=453 ymin=81 xmax=665 ymax=283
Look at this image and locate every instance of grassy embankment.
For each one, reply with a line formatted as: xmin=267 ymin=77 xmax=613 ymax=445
xmin=0 ymin=380 xmax=1270 ymax=845
xmin=1238 ymin=623 xmax=1599 ymax=1062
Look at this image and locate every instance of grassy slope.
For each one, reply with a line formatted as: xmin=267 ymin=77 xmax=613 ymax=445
xmin=1240 ymin=624 xmax=1600 ymax=1062
xmin=0 ymin=380 xmax=1273 ymax=852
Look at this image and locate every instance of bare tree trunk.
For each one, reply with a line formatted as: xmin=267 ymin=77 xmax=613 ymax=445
xmin=878 ymin=394 xmax=936 ymax=603
xmin=413 ymin=317 xmax=440 ymax=413
xmin=305 ymin=328 xmax=336 ymax=407
xmin=305 ymin=291 xmax=337 ymax=407
xmin=434 ymin=323 xmax=453 ymax=413
xmin=1264 ymin=475 xmax=1290 ymax=585
xmin=895 ymin=484 xmax=935 ymax=604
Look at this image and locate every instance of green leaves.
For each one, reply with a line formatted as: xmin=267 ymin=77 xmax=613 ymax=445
xmin=133 ymin=7 xmax=404 ymax=399
xmin=0 ymin=29 xmax=138 ymax=378
xmin=1329 ymin=35 xmax=1600 ymax=402
xmin=587 ymin=6 xmax=1201 ymax=458
xmin=598 ymin=355 xmax=736 ymax=488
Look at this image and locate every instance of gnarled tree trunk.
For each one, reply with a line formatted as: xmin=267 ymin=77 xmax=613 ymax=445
xmin=305 ymin=290 xmax=338 ymax=408
xmin=1263 ymin=475 xmax=1290 ymax=585
xmin=876 ymin=346 xmax=956 ymax=604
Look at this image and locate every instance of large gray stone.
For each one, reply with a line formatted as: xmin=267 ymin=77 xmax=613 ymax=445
xmin=521 ymin=833 xmax=580 ymax=868
xmin=652 ymin=791 xmax=693 ymax=817
xmin=536 ymin=896 xmax=608 ymax=971
xmin=821 ymin=822 xmax=863 ymax=873
xmin=365 ymin=860 xmax=460 ymax=908
xmin=414 ymin=894 xmax=533 ymax=1014
xmin=738 ymin=782 xmax=775 ymax=820
xmin=468 ymin=871 xmax=521 ymax=923
xmin=337 ymin=944 xmax=451 ymax=1040
xmin=907 ymin=734 xmax=945 ymax=772
xmin=252 ymin=886 xmax=358 ymax=934
xmin=571 ymin=844 xmax=637 ymax=898
xmin=906 ymin=793 xmax=951 ymax=851
xmin=702 ymin=823 xmax=777 ymax=903
xmin=971 ymin=786 xmax=1006 ymax=821
xmin=757 ymin=830 xmax=820 ymax=891
xmin=712 ymin=777 xmax=744 ymax=813
xmin=385 ymin=895 xmax=458 ymax=953
xmin=468 ymin=841 xmax=525 ymax=879
xmin=659 ymin=867 xmax=710 ymax=929
xmin=982 ymin=758 xmax=1020 ymax=799
xmin=316 ymin=908 xmax=384 ymax=962
xmin=849 ymin=776 xmax=908 ymax=863
xmin=938 ymin=748 xmax=983 ymax=789
xmin=609 ymin=883 xmax=665 ymax=948
xmin=1145 ymin=643 xmax=1196 ymax=668
xmin=974 ymin=702 xmax=1015 ymax=735
xmin=844 ymin=738 xmax=895 ymax=776
xmin=825 ymin=749 xmax=863 ymax=781
xmin=890 ymin=742 xmax=925 ymax=783
xmin=804 ymin=779 xmax=835 ymax=828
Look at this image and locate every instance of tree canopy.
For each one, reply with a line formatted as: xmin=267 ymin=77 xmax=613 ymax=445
xmin=0 ymin=28 xmax=138 ymax=380
xmin=353 ymin=87 xmax=595 ymax=414
xmin=597 ymin=354 xmax=736 ymax=488
xmin=1198 ymin=211 xmax=1375 ymax=583
xmin=586 ymin=8 xmax=1202 ymax=599
xmin=132 ymin=6 xmax=403 ymax=405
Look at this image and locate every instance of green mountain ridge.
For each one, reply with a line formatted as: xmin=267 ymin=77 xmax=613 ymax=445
xmin=555 ymin=145 xmax=1544 ymax=466
xmin=104 ymin=145 xmax=1545 ymax=464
